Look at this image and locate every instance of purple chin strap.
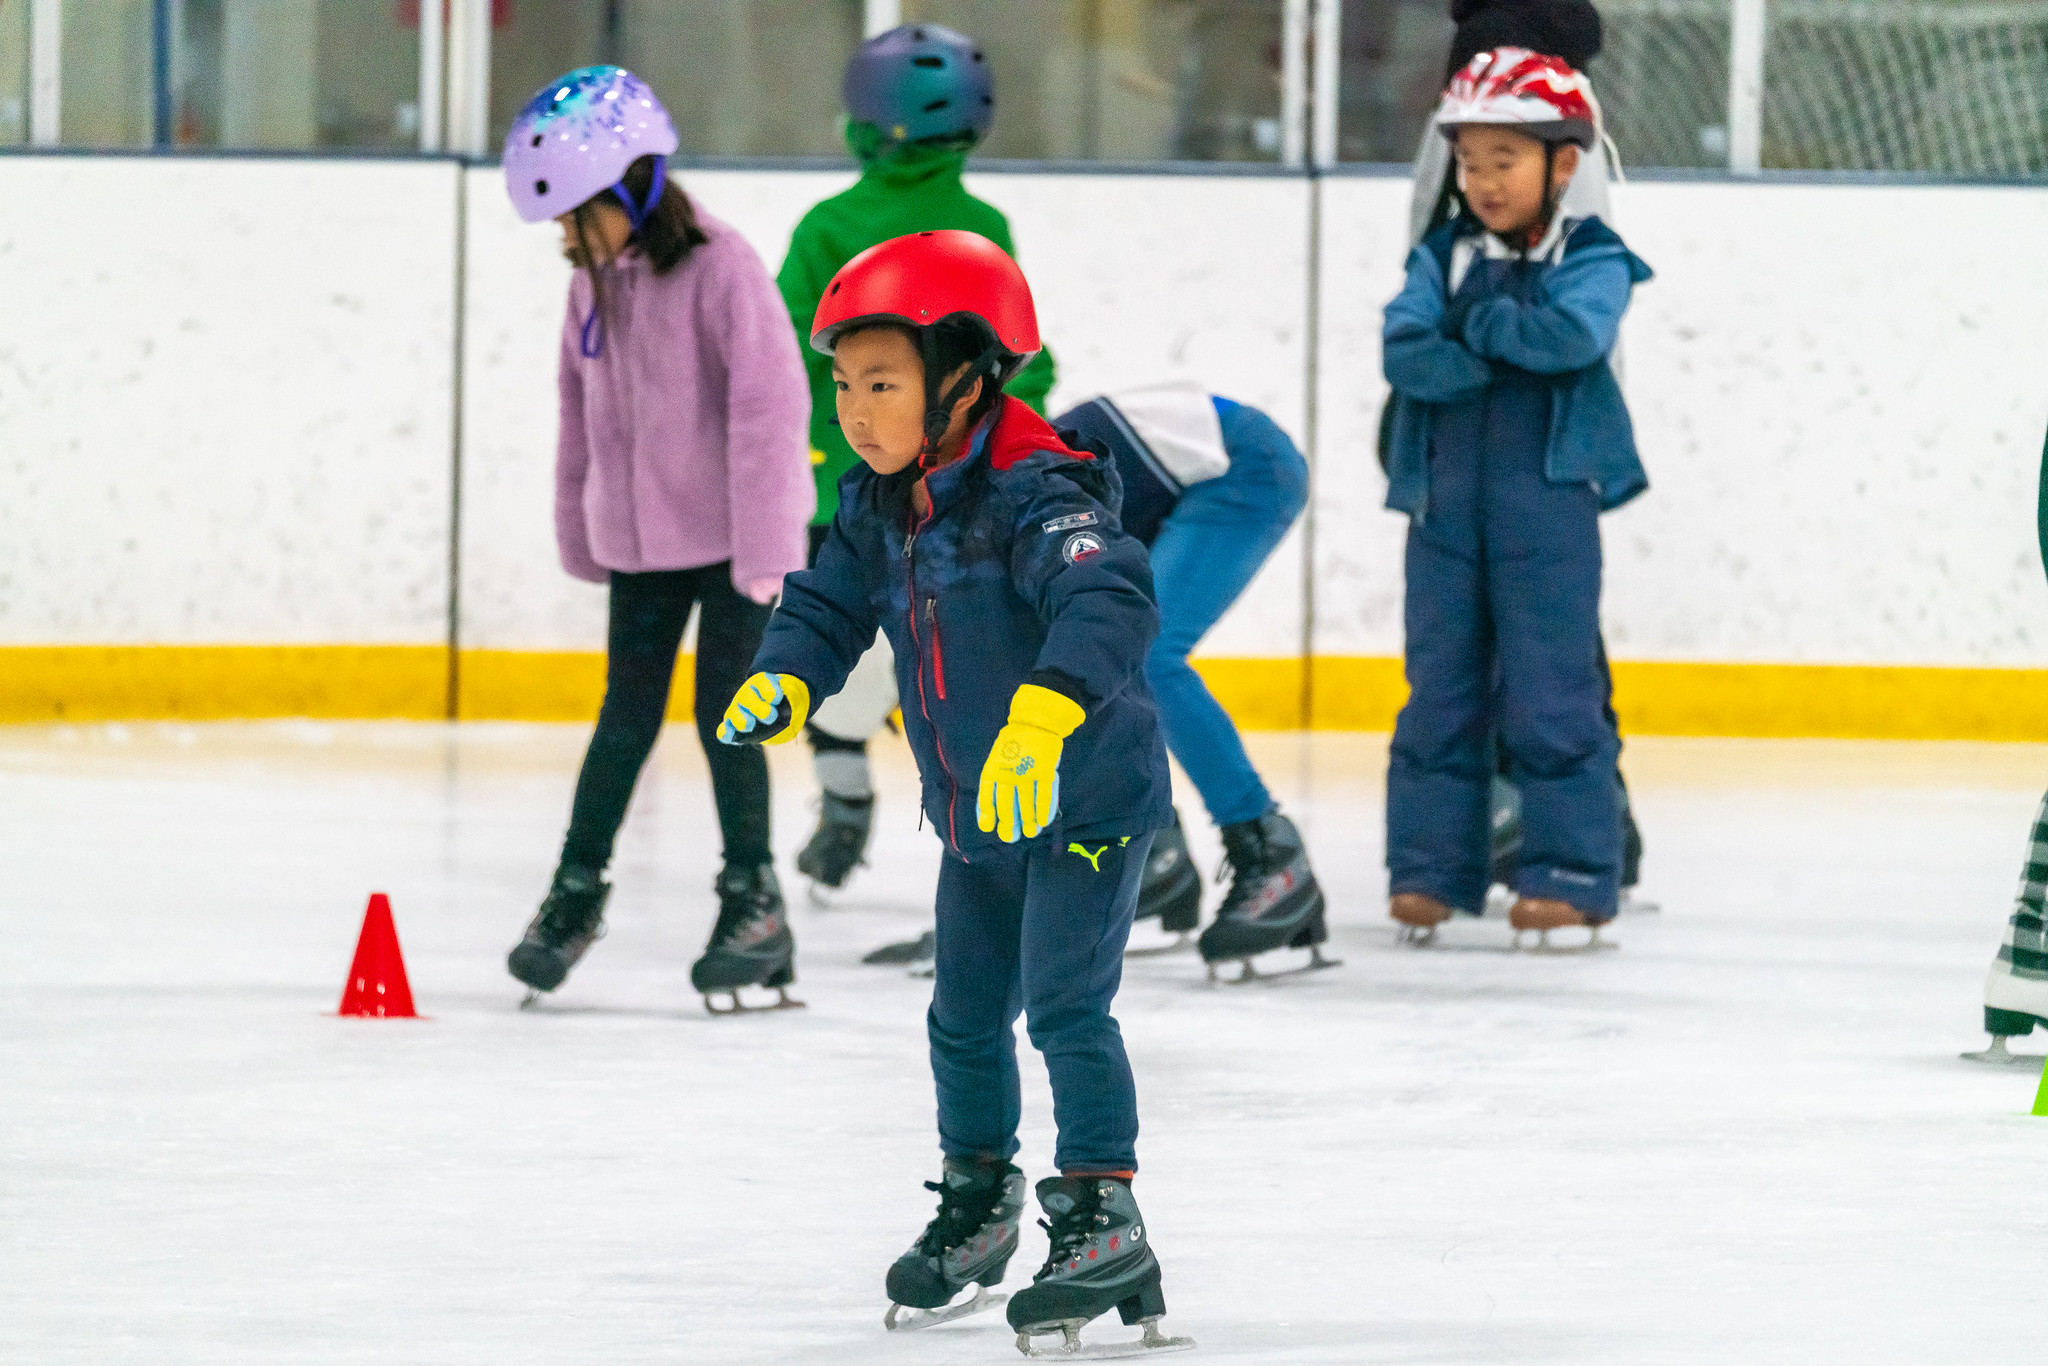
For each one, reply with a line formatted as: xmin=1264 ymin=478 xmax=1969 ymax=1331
xmin=579 ymin=154 xmax=668 ymax=359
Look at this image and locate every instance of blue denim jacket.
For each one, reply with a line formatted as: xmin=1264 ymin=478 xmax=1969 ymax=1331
xmin=1382 ymin=214 xmax=1653 ymax=520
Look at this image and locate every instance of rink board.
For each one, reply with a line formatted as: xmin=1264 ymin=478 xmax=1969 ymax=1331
xmin=2 ymin=156 xmax=2045 ymax=731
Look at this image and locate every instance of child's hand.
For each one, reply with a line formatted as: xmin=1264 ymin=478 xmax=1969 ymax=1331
xmin=977 ymin=684 xmax=1086 ymax=842
xmin=718 ymin=673 xmax=811 ymax=746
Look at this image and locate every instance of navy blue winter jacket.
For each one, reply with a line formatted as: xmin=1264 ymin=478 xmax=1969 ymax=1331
xmin=754 ymin=396 xmax=1174 ymax=857
xmin=1383 ymin=213 xmax=1653 ymax=520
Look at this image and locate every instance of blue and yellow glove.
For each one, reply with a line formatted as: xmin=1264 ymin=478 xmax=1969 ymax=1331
xmin=977 ymin=684 xmax=1086 ymax=843
xmin=717 ymin=673 xmax=811 ymax=746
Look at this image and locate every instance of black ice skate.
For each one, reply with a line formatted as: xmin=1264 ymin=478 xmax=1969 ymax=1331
xmin=508 ymin=864 xmax=611 ymax=1003
xmin=1127 ymin=811 xmax=1202 ymax=958
xmin=797 ymin=791 xmax=873 ymax=900
xmin=1008 ymin=1177 xmax=1193 ymax=1359
xmin=862 ymin=928 xmax=936 ymax=968
xmin=1197 ymin=811 xmax=1339 ymax=984
xmin=883 ymin=1158 xmax=1026 ymax=1331
xmin=690 ymin=863 xmax=802 ymax=1015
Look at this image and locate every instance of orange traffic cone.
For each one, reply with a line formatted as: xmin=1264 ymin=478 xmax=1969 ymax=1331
xmin=337 ymin=892 xmax=420 ymax=1018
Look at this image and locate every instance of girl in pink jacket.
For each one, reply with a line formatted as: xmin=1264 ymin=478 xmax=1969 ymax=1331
xmin=498 ymin=67 xmax=815 ymax=1012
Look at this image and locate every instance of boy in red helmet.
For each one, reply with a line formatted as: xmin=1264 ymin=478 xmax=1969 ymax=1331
xmin=717 ymin=231 xmax=1189 ymax=1353
xmin=1382 ymin=49 xmax=1653 ymax=947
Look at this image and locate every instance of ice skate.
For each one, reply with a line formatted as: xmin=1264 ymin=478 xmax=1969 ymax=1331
xmin=797 ymin=790 xmax=873 ymax=902
xmin=1008 ymin=1177 xmax=1193 ymax=1359
xmin=1198 ymin=812 xmax=1338 ymax=984
xmin=1509 ymin=898 xmax=1618 ymax=954
xmin=1962 ymin=859 xmax=2048 ymax=1062
xmin=690 ymin=863 xmax=803 ymax=1014
xmin=507 ymin=864 xmax=610 ymax=1000
xmin=1127 ymin=812 xmax=1201 ymax=957
xmin=1390 ymin=891 xmax=1456 ymax=946
xmin=863 ymin=928 xmax=936 ymax=967
xmin=883 ymin=1158 xmax=1025 ymax=1331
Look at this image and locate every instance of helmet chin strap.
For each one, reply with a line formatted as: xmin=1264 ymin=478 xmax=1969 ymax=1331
xmin=919 ymin=331 xmax=1005 ymax=468
xmin=611 ymin=153 xmax=668 ymax=233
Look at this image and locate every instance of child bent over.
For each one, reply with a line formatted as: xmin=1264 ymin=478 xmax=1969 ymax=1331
xmin=1381 ymin=49 xmax=1652 ymax=941
xmin=719 ymin=232 xmax=1189 ymax=1352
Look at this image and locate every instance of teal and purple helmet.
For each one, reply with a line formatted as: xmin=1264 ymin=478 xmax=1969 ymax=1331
xmin=843 ymin=24 xmax=994 ymax=147
xmin=503 ymin=65 xmax=679 ymax=225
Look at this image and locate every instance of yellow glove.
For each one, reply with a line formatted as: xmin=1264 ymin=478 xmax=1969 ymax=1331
xmin=717 ymin=673 xmax=810 ymax=746
xmin=977 ymin=684 xmax=1086 ymax=843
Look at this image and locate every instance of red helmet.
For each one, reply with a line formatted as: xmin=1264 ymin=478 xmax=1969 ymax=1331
xmin=1434 ymin=47 xmax=1600 ymax=149
xmin=810 ymin=229 xmax=1041 ymax=385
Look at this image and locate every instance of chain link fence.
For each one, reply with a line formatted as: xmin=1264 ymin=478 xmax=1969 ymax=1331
xmin=1583 ymin=0 xmax=2048 ymax=174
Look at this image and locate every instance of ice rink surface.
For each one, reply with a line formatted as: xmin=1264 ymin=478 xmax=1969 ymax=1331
xmin=4 ymin=722 xmax=2044 ymax=1364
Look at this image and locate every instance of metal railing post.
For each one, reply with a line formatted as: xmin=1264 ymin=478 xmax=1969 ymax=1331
xmin=28 ymin=0 xmax=60 ymax=145
xmin=1281 ymin=0 xmax=1309 ymax=166
xmin=1311 ymin=0 xmax=1340 ymax=169
xmin=1728 ymin=0 xmax=1765 ymax=173
xmin=420 ymin=0 xmax=445 ymax=153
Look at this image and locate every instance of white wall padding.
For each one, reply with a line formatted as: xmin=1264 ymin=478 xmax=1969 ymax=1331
xmin=1312 ymin=175 xmax=2048 ymax=666
xmin=0 ymin=158 xmax=460 ymax=645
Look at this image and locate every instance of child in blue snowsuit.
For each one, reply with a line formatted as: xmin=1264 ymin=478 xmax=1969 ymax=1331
xmin=718 ymin=231 xmax=1185 ymax=1344
xmin=1382 ymin=49 xmax=1652 ymax=936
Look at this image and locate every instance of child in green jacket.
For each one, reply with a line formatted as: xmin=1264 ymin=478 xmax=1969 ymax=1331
xmin=775 ymin=23 xmax=1055 ymax=902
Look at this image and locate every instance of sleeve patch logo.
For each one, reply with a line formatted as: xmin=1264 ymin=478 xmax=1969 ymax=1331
xmin=1042 ymin=511 xmax=1099 ymax=534
xmin=1061 ymin=531 xmax=1106 ymax=565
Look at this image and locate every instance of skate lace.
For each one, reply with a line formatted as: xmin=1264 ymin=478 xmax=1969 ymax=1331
xmin=537 ymin=883 xmax=602 ymax=939
xmin=916 ymin=1178 xmax=1002 ymax=1257
xmin=710 ymin=874 xmax=772 ymax=944
xmin=1034 ymin=1190 xmax=1104 ymax=1277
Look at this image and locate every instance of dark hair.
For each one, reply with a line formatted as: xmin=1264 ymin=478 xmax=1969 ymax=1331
xmin=597 ymin=154 xmax=709 ymax=274
xmin=1446 ymin=0 xmax=1604 ymax=78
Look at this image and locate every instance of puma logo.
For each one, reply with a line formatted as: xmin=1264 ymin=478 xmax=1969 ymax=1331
xmin=1068 ymin=842 xmax=1109 ymax=872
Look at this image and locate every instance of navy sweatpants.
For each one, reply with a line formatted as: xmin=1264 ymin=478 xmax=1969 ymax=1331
xmin=928 ymin=831 xmax=1153 ymax=1173
xmin=1387 ymin=370 xmax=1621 ymax=918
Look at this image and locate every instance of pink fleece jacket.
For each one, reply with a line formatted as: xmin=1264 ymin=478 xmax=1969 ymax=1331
xmin=554 ymin=205 xmax=814 ymax=592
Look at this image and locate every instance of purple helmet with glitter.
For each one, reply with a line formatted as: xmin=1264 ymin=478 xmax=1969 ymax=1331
xmin=503 ymin=65 xmax=679 ymax=224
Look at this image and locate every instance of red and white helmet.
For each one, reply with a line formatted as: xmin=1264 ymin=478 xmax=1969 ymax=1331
xmin=1434 ymin=47 xmax=1600 ymax=149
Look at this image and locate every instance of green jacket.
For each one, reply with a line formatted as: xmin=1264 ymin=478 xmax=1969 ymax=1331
xmin=776 ymin=134 xmax=1057 ymax=524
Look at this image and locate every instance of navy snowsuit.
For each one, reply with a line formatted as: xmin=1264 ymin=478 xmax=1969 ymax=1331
xmin=1381 ymin=214 xmax=1652 ymax=920
xmin=753 ymin=396 xmax=1172 ymax=1171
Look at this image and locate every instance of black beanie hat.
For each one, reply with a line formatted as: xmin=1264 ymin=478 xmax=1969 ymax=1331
xmin=1446 ymin=0 xmax=1605 ymax=79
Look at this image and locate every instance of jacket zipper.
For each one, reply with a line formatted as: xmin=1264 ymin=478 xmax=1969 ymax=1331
xmin=905 ymin=490 xmax=963 ymax=857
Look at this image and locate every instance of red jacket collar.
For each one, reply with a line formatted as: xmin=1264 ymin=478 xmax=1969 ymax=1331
xmin=983 ymin=395 xmax=1094 ymax=472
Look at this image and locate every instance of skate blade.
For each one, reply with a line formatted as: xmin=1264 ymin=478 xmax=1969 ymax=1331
xmin=1394 ymin=922 xmax=1444 ymax=947
xmin=1205 ymin=944 xmax=1342 ymax=986
xmin=908 ymin=963 xmax=935 ymax=980
xmin=1960 ymin=1036 xmax=2045 ymax=1065
xmin=701 ymin=986 xmax=806 ymax=1016
xmin=1125 ymin=932 xmax=1197 ymax=959
xmin=1484 ymin=888 xmax=1660 ymax=918
xmin=518 ymin=990 xmax=545 ymax=1011
xmin=885 ymin=1284 xmax=1006 ymax=1331
xmin=1513 ymin=927 xmax=1619 ymax=955
xmin=1016 ymin=1318 xmax=1195 ymax=1359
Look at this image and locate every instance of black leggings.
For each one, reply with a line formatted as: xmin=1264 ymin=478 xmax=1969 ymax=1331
xmin=560 ymin=564 xmax=773 ymax=872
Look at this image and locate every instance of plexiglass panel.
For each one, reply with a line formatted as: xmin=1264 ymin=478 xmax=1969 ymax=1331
xmin=902 ymin=0 xmax=1286 ymax=162
xmin=488 ymin=0 xmax=862 ymax=157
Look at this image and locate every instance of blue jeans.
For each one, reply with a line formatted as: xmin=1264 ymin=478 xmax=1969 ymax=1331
xmin=1144 ymin=403 xmax=1310 ymax=828
xmin=928 ymin=832 xmax=1153 ymax=1173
